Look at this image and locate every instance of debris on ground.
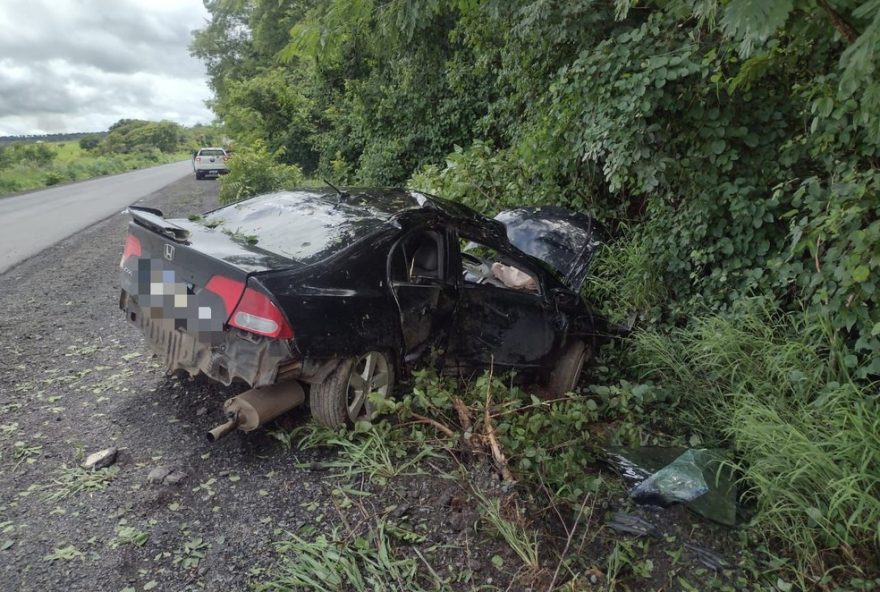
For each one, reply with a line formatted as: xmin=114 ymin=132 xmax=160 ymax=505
xmin=147 ymin=465 xmax=188 ymax=486
xmin=606 ymin=511 xmax=659 ymax=537
xmin=605 ymin=447 xmax=737 ymax=525
xmin=82 ymin=447 xmax=118 ymax=470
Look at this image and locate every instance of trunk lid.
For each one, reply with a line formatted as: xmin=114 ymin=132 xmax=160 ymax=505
xmin=120 ymin=207 xmax=294 ymax=329
xmin=495 ymin=206 xmax=602 ymax=291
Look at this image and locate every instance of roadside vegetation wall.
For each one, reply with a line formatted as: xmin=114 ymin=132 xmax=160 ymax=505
xmin=192 ymin=0 xmax=880 ymax=584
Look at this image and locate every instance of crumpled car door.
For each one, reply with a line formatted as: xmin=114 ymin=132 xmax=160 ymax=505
xmin=388 ymin=229 xmax=457 ymax=363
xmin=447 ymin=236 xmax=557 ymax=371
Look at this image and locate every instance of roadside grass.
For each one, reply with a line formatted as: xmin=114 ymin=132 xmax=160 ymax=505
xmin=290 ymin=422 xmax=440 ymax=486
xmin=41 ymin=465 xmax=118 ymax=502
xmin=633 ymin=299 xmax=880 ymax=582
xmin=0 ymin=141 xmax=188 ymax=196
xmin=583 ymin=224 xmax=666 ymax=321
xmin=257 ymin=523 xmax=433 ymax=592
xmin=473 ymin=488 xmax=539 ymax=572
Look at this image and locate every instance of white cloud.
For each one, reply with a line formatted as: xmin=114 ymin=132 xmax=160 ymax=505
xmin=0 ymin=0 xmax=214 ymax=135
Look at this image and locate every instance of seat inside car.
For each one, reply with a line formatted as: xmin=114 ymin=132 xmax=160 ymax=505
xmin=409 ymin=234 xmax=441 ymax=279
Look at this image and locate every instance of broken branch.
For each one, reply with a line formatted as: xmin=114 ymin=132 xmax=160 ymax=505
xmin=409 ymin=413 xmax=456 ymax=438
xmin=484 ymin=360 xmax=515 ymax=483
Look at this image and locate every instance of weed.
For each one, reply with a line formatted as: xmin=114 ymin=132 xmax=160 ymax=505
xmin=294 ymin=422 xmax=439 ymax=486
xmin=174 ymin=537 xmax=209 ymax=570
xmin=474 ymin=489 xmax=539 ymax=571
xmin=12 ymin=441 xmax=42 ymax=470
xmin=43 ymin=544 xmax=84 ymax=562
xmin=110 ymin=524 xmax=149 ymax=548
xmin=256 ymin=522 xmax=428 ymax=592
xmin=42 ymin=465 xmax=118 ymax=502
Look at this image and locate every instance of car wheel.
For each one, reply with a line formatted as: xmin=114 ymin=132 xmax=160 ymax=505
xmin=546 ymin=340 xmax=591 ymax=396
xmin=195 ymin=171 xmax=203 ymax=180
xmin=310 ymin=351 xmax=395 ymax=427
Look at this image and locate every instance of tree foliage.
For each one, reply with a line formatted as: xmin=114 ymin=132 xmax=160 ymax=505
xmin=191 ymin=0 xmax=880 ymax=370
xmin=192 ymin=0 xmax=880 ymax=580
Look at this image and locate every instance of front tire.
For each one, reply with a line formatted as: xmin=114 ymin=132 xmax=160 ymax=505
xmin=311 ymin=352 xmax=395 ymax=427
xmin=546 ymin=340 xmax=591 ymax=397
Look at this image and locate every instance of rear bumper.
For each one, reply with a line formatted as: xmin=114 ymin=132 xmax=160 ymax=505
xmin=195 ymin=168 xmax=228 ymax=176
xmin=120 ymin=290 xmax=293 ymax=387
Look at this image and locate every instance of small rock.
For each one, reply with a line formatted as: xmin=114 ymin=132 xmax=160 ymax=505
xmin=83 ymin=447 xmax=118 ymax=470
xmin=163 ymin=470 xmax=188 ymax=485
xmin=467 ymin=558 xmax=482 ymax=572
xmin=589 ymin=574 xmax=598 ymax=584
xmin=196 ymin=406 xmax=208 ymax=416
xmin=147 ymin=466 xmax=173 ymax=484
xmin=147 ymin=465 xmax=188 ymax=485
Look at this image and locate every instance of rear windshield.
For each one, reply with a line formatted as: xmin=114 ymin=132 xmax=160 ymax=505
xmin=198 ymin=149 xmax=225 ymax=156
xmin=201 ymin=191 xmax=388 ymax=265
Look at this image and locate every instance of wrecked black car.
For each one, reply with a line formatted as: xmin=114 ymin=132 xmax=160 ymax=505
xmin=118 ymin=188 xmax=614 ymax=437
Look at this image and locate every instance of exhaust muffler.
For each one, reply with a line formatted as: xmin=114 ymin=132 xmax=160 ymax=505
xmin=206 ymin=381 xmax=305 ymax=442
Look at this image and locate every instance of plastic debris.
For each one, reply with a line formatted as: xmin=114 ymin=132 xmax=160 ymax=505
xmin=606 ymin=512 xmax=659 ymax=537
xmin=605 ymin=447 xmax=737 ymax=526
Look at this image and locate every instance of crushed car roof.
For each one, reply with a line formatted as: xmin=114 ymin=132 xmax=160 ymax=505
xmin=196 ymin=188 xmax=506 ymax=267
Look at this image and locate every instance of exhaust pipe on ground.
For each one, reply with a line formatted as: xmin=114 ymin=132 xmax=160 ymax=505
xmin=206 ymin=380 xmax=305 ymax=442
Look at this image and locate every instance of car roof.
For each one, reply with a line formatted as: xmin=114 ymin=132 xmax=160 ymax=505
xmin=196 ymin=188 xmax=508 ymax=267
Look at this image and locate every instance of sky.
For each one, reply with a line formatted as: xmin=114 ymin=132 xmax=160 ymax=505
xmin=0 ymin=0 xmax=214 ymax=136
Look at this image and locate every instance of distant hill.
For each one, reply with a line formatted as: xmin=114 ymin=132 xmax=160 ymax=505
xmin=0 ymin=132 xmax=107 ymax=146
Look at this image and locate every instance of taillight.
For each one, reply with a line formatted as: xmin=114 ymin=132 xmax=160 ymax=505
xmin=119 ymin=234 xmax=141 ymax=267
xmin=196 ymin=156 xmax=201 ymax=162
xmin=204 ymin=276 xmax=293 ymax=339
xmin=229 ymin=288 xmax=293 ymax=338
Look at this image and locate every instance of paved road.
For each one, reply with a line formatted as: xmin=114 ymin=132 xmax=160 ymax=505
xmin=0 ymin=159 xmax=193 ymax=274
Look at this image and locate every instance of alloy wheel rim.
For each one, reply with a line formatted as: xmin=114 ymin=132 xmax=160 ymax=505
xmin=346 ymin=351 xmax=390 ymax=423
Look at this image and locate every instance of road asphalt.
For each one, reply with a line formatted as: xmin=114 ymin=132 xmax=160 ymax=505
xmin=0 ymin=160 xmax=193 ymax=274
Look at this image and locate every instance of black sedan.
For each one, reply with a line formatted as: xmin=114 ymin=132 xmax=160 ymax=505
xmin=118 ymin=188 xmax=614 ymax=433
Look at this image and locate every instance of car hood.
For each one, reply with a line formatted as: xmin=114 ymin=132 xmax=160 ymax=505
xmin=495 ymin=206 xmax=602 ymax=291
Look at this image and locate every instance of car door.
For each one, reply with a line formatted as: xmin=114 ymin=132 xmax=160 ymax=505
xmin=447 ymin=233 xmax=558 ymax=371
xmin=388 ymin=227 xmax=457 ymax=363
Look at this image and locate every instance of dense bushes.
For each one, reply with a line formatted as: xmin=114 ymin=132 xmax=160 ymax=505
xmin=193 ymin=0 xmax=880 ymax=582
xmin=218 ymin=142 xmax=304 ymax=204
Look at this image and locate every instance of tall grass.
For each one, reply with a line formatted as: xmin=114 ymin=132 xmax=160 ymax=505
xmin=583 ymin=225 xmax=666 ymax=320
xmin=633 ymin=300 xmax=880 ymax=579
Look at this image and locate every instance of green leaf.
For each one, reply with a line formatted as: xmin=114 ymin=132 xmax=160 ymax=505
xmin=851 ymin=265 xmax=870 ymax=283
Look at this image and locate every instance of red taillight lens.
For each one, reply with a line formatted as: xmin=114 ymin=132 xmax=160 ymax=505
xmin=119 ymin=234 xmax=141 ymax=267
xmin=204 ymin=276 xmax=293 ymax=339
xmin=204 ymin=275 xmax=245 ymax=316
xmin=229 ymin=288 xmax=293 ymax=339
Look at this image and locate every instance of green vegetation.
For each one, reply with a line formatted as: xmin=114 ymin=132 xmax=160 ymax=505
xmin=0 ymin=119 xmax=222 ymax=196
xmin=193 ymin=0 xmax=880 ymax=586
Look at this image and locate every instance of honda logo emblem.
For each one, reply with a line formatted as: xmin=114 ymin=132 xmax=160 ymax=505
xmin=164 ymin=244 xmax=175 ymax=261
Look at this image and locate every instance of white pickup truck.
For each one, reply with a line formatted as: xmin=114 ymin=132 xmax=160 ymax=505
xmin=193 ymin=147 xmax=229 ymax=180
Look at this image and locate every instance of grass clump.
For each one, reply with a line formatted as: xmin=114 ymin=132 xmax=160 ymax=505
xmin=633 ymin=299 xmax=880 ymax=580
xmin=42 ymin=465 xmax=118 ymax=502
xmin=257 ymin=523 xmax=429 ymax=592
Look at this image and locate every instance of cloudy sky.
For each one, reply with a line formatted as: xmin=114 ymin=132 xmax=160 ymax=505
xmin=0 ymin=0 xmax=214 ymax=136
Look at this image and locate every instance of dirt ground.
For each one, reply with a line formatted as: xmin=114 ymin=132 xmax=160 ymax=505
xmin=0 ymin=177 xmax=744 ymax=592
